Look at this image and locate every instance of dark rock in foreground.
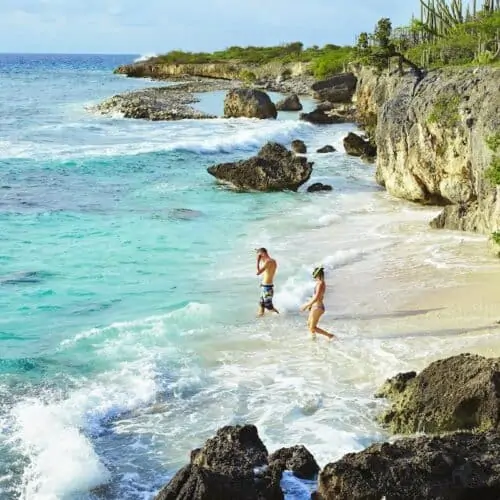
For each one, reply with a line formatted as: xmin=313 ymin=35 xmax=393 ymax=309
xmin=291 ymin=139 xmax=307 ymax=154
xmin=300 ymin=108 xmax=348 ymax=125
xmin=343 ymin=132 xmax=376 ymax=160
xmin=376 ymin=353 xmax=500 ymax=434
xmin=311 ymin=73 xmax=357 ymax=103
xmin=269 ymin=445 xmax=319 ymax=480
xmin=314 ymin=431 xmax=500 ymax=500
xmin=307 ymin=183 xmax=332 ymax=193
xmin=155 ymin=425 xmax=321 ymax=500
xmin=94 ymin=87 xmax=215 ymax=121
xmin=207 ymin=142 xmax=313 ymax=192
xmin=224 ymin=88 xmax=277 ymax=119
xmin=276 ymin=94 xmax=303 ymax=111
xmin=316 ymin=145 xmax=336 ymax=153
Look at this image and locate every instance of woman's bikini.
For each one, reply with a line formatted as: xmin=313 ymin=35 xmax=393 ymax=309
xmin=311 ymin=283 xmax=326 ymax=311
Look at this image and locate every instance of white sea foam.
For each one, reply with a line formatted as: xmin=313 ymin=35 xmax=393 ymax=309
xmin=134 ymin=53 xmax=157 ymax=62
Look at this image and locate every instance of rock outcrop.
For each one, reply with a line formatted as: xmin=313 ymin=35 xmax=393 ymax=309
xmin=354 ymin=66 xmax=500 ymax=232
xmin=376 ymin=353 xmax=500 ymax=434
xmin=316 ymin=145 xmax=336 ymax=153
xmin=307 ymin=183 xmax=332 ymax=192
xmin=311 ymin=73 xmax=358 ymax=103
xmin=291 ymin=139 xmax=307 ymax=154
xmin=343 ymin=132 xmax=376 ymax=160
xmin=314 ymin=431 xmax=500 ymax=500
xmin=94 ymin=86 xmax=215 ymax=121
xmin=299 ymin=108 xmax=347 ymax=125
xmin=155 ymin=425 xmax=283 ymax=500
xmin=269 ymin=445 xmax=319 ymax=480
xmin=275 ymin=94 xmax=302 ymax=111
xmin=207 ymin=142 xmax=313 ymax=191
xmin=224 ymin=89 xmax=277 ymax=119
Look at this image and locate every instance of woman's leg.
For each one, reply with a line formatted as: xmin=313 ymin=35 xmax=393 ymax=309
xmin=309 ymin=308 xmax=335 ymax=339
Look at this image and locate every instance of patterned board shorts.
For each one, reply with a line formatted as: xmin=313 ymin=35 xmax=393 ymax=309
xmin=259 ymin=284 xmax=274 ymax=310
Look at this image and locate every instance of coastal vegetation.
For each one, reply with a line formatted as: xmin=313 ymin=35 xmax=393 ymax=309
xmin=147 ymin=1 xmax=499 ymax=80
xmin=485 ymin=132 xmax=500 ymax=185
xmin=427 ymin=93 xmax=461 ymax=127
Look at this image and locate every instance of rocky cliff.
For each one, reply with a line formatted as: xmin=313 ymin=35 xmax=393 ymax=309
xmin=354 ymin=66 xmax=500 ymax=236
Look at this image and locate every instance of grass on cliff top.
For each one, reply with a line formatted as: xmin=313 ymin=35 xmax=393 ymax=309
xmin=153 ymin=43 xmax=354 ymax=80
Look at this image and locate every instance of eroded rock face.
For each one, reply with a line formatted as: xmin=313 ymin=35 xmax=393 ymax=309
xmin=311 ymin=73 xmax=357 ymax=103
xmin=315 ymin=431 xmax=500 ymax=500
xmin=276 ymin=94 xmax=303 ymax=111
xmin=343 ymin=132 xmax=376 ymax=160
xmin=269 ymin=445 xmax=320 ymax=479
xmin=291 ymin=139 xmax=307 ymax=154
xmin=355 ymin=66 xmax=500 ymax=230
xmin=224 ymin=89 xmax=277 ymax=119
xmin=155 ymin=425 xmax=283 ymax=500
xmin=376 ymin=353 xmax=500 ymax=434
xmin=207 ymin=142 xmax=313 ymax=191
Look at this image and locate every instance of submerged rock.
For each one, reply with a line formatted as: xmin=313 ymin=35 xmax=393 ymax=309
xmin=275 ymin=94 xmax=303 ymax=111
xmin=314 ymin=431 xmax=500 ymax=500
xmin=291 ymin=139 xmax=307 ymax=154
xmin=307 ymin=183 xmax=332 ymax=193
xmin=224 ymin=88 xmax=277 ymax=119
xmin=316 ymin=145 xmax=336 ymax=153
xmin=207 ymin=142 xmax=313 ymax=192
xmin=376 ymin=353 xmax=500 ymax=434
xmin=343 ymin=132 xmax=376 ymax=160
xmin=154 ymin=425 xmax=283 ymax=500
xmin=269 ymin=445 xmax=319 ymax=480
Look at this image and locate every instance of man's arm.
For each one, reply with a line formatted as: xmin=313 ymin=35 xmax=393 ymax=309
xmin=256 ymin=260 xmax=267 ymax=276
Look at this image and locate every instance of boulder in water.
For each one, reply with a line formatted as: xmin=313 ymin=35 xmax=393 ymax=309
xmin=307 ymin=183 xmax=332 ymax=193
xmin=154 ymin=425 xmax=283 ymax=500
xmin=343 ymin=132 xmax=376 ymax=160
xmin=291 ymin=139 xmax=307 ymax=154
xmin=316 ymin=145 xmax=336 ymax=153
xmin=311 ymin=73 xmax=357 ymax=103
xmin=207 ymin=142 xmax=313 ymax=192
xmin=224 ymin=89 xmax=277 ymax=119
xmin=300 ymin=108 xmax=347 ymax=125
xmin=275 ymin=94 xmax=303 ymax=111
xmin=269 ymin=445 xmax=319 ymax=480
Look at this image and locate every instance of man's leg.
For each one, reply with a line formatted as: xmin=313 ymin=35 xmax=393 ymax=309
xmin=257 ymin=304 xmax=265 ymax=317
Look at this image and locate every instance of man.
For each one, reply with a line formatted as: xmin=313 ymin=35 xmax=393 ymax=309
xmin=255 ymin=248 xmax=279 ymax=316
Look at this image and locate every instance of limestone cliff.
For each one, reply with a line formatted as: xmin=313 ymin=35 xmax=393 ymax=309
xmin=354 ymin=66 xmax=500 ymax=235
xmin=115 ymin=60 xmax=310 ymax=81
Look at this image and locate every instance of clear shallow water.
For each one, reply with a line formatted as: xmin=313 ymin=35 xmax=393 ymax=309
xmin=1 ymin=54 xmax=499 ymax=500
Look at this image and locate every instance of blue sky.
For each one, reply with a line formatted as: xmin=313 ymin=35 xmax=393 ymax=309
xmin=0 ymin=1 xmax=418 ymax=54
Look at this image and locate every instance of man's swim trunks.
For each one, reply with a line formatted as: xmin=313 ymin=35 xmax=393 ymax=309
xmin=260 ymin=284 xmax=274 ymax=310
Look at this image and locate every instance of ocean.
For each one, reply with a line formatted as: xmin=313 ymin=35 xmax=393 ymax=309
xmin=1 ymin=53 xmax=499 ymax=500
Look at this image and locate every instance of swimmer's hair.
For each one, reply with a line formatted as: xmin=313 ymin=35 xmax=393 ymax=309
xmin=256 ymin=247 xmax=268 ymax=254
xmin=312 ymin=266 xmax=325 ymax=279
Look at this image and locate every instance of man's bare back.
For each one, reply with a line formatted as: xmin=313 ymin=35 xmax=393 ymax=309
xmin=255 ymin=248 xmax=279 ymax=315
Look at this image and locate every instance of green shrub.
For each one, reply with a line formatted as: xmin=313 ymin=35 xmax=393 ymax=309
xmin=238 ymin=69 xmax=257 ymax=83
xmin=428 ymin=94 xmax=461 ymax=127
xmin=491 ymin=231 xmax=500 ymax=245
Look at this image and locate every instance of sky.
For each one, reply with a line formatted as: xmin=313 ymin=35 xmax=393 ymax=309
xmin=0 ymin=1 xmax=419 ymax=55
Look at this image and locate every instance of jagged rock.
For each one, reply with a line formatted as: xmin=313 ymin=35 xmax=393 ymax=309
xmin=299 ymin=108 xmax=347 ymax=125
xmin=316 ymin=145 xmax=336 ymax=153
xmin=376 ymin=353 xmax=500 ymax=434
xmin=291 ymin=139 xmax=307 ymax=154
xmin=307 ymin=183 xmax=332 ymax=193
xmin=311 ymin=73 xmax=357 ymax=103
xmin=155 ymin=425 xmax=283 ymax=500
xmin=343 ymin=132 xmax=376 ymax=159
xmin=207 ymin=142 xmax=313 ymax=192
xmin=224 ymin=89 xmax=277 ymax=119
xmin=275 ymin=94 xmax=303 ymax=111
xmin=269 ymin=445 xmax=319 ymax=480
xmin=314 ymin=431 xmax=500 ymax=500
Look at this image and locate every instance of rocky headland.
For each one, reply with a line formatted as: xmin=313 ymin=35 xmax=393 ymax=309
xmin=154 ymin=353 xmax=500 ymax=499
xmin=354 ymin=65 xmax=500 ymax=245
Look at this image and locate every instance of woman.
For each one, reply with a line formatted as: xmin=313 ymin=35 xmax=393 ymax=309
xmin=300 ymin=267 xmax=336 ymax=340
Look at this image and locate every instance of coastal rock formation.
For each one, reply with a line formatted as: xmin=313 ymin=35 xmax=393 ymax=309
xmin=311 ymin=73 xmax=358 ymax=103
xmin=275 ymin=94 xmax=303 ymax=111
xmin=343 ymin=132 xmax=376 ymax=160
xmin=224 ymin=89 xmax=277 ymax=119
xmin=269 ymin=445 xmax=319 ymax=480
xmin=307 ymin=183 xmax=332 ymax=193
xmin=207 ymin=142 xmax=313 ymax=191
xmin=314 ymin=431 xmax=500 ymax=500
xmin=316 ymin=145 xmax=336 ymax=153
xmin=376 ymin=353 xmax=500 ymax=434
xmin=155 ymin=425 xmax=283 ymax=500
xmin=291 ymin=139 xmax=307 ymax=154
xmin=299 ymin=108 xmax=346 ymax=125
xmin=94 ymin=86 xmax=215 ymax=121
xmin=354 ymin=66 xmax=500 ymax=232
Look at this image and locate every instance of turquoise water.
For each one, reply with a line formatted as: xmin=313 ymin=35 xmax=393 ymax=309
xmin=3 ymin=54 xmax=497 ymax=500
